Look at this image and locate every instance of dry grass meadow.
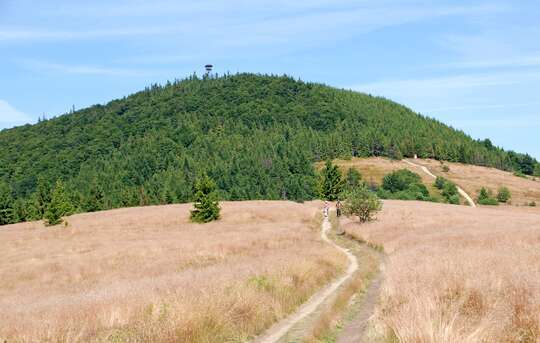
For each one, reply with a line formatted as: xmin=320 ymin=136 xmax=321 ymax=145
xmin=0 ymin=201 xmax=347 ymax=342
xmin=413 ymin=158 xmax=540 ymax=206
xmin=343 ymin=200 xmax=540 ymax=342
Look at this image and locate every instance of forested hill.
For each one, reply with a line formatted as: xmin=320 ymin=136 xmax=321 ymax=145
xmin=1 ymin=73 xmax=538 ymax=224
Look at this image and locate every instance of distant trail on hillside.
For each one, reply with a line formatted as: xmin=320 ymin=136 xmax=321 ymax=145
xmin=251 ymin=213 xmax=358 ymax=343
xmin=402 ymin=159 xmax=476 ymax=207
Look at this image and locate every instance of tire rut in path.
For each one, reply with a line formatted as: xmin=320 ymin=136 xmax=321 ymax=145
xmin=251 ymin=214 xmax=358 ymax=343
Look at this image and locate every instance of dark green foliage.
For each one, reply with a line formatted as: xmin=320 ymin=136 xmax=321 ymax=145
xmin=496 ymin=187 xmax=511 ymax=203
xmin=434 ymin=176 xmax=446 ymax=189
xmin=342 ymin=184 xmax=382 ymax=222
xmin=0 ymin=73 xmax=537 ymax=224
xmin=0 ymin=181 xmax=14 ymax=225
xmin=44 ymin=180 xmax=74 ymax=226
xmin=379 ymin=169 xmax=433 ymax=201
xmin=478 ymin=187 xmax=499 ymax=206
xmin=530 ymin=201 xmax=537 ymax=207
xmin=434 ymin=176 xmax=460 ymax=204
xmin=442 ymin=165 xmax=450 ymax=172
xmin=514 ymin=171 xmax=527 ymax=178
xmin=318 ymin=160 xmax=345 ymax=201
xmin=345 ymin=168 xmax=362 ymax=190
xmin=382 ymin=169 xmax=422 ymax=193
xmin=534 ymin=164 xmax=540 ymax=177
xmin=190 ymin=175 xmax=220 ymax=223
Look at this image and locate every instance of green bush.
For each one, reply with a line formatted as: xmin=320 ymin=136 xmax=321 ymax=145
xmin=345 ymin=168 xmax=362 ymax=190
xmin=477 ymin=187 xmax=498 ymax=206
xmin=442 ymin=165 xmax=450 ymax=172
xmin=382 ymin=169 xmax=422 ymax=193
xmin=514 ymin=171 xmax=527 ymax=178
xmin=448 ymin=194 xmax=460 ymax=205
xmin=497 ymin=187 xmax=511 ymax=203
xmin=442 ymin=182 xmax=458 ymax=199
xmin=530 ymin=201 xmax=537 ymax=207
xmin=434 ymin=176 xmax=446 ymax=189
xmin=342 ymin=185 xmax=382 ymax=223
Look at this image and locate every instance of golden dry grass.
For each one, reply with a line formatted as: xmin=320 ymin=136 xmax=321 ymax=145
xmin=414 ymin=158 xmax=540 ymax=206
xmin=343 ymin=200 xmax=540 ymax=342
xmin=0 ymin=201 xmax=347 ymax=342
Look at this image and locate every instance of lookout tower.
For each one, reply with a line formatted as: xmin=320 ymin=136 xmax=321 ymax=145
xmin=205 ymin=64 xmax=213 ymax=76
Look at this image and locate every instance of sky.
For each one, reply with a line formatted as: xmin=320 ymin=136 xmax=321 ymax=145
xmin=1 ymin=0 xmax=539 ymax=158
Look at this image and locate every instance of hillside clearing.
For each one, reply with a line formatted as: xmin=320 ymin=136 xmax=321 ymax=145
xmin=343 ymin=200 xmax=540 ymax=342
xmin=0 ymin=201 xmax=347 ymax=342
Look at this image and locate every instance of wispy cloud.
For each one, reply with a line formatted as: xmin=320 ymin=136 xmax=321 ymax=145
xmin=352 ymin=70 xmax=540 ymax=99
xmin=20 ymin=60 xmax=158 ymax=77
xmin=0 ymin=100 xmax=33 ymax=129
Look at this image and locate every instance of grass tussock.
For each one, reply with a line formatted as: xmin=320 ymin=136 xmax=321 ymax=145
xmin=0 ymin=201 xmax=347 ymax=342
xmin=343 ymin=200 xmax=540 ymax=342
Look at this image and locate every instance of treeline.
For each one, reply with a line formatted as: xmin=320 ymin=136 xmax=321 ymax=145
xmin=1 ymin=73 xmax=539 ymax=225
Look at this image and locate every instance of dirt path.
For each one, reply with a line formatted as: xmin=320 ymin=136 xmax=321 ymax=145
xmin=251 ymin=214 xmax=358 ymax=343
xmin=403 ymin=159 xmax=476 ymax=207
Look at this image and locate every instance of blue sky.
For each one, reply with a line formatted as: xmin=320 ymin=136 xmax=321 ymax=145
xmin=1 ymin=0 xmax=539 ymax=158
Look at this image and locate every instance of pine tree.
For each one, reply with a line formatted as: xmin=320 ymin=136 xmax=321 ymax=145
xmin=318 ymin=160 xmax=345 ymax=200
xmin=190 ymin=175 xmax=220 ymax=223
xmin=28 ymin=177 xmax=52 ymax=220
xmin=0 ymin=181 xmax=14 ymax=225
xmin=346 ymin=167 xmax=362 ymax=190
xmin=44 ymin=180 xmax=74 ymax=226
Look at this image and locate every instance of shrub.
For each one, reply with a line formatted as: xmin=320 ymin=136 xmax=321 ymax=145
xmin=434 ymin=176 xmax=446 ymax=189
xmin=477 ymin=187 xmax=498 ymax=206
xmin=442 ymin=182 xmax=458 ymax=199
xmin=190 ymin=175 xmax=221 ymax=223
xmin=448 ymin=194 xmax=460 ymax=205
xmin=497 ymin=187 xmax=511 ymax=203
xmin=342 ymin=185 xmax=382 ymax=223
xmin=442 ymin=165 xmax=450 ymax=172
xmin=530 ymin=201 xmax=537 ymax=207
xmin=382 ymin=169 xmax=422 ymax=193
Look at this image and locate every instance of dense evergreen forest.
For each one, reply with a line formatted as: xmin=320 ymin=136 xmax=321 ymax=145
xmin=1 ymin=73 xmax=538 ymax=224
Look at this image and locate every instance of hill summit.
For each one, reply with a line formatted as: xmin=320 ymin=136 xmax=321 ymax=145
xmin=0 ymin=73 xmax=538 ymax=223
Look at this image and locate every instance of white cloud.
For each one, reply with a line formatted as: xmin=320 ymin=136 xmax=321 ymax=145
xmin=352 ymin=70 xmax=540 ymax=99
xmin=20 ymin=60 xmax=160 ymax=77
xmin=0 ymin=100 xmax=34 ymax=129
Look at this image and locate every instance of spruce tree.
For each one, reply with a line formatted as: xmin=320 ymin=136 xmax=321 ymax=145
xmin=190 ymin=175 xmax=220 ymax=223
xmin=28 ymin=177 xmax=52 ymax=220
xmin=346 ymin=167 xmax=362 ymax=190
xmin=44 ymin=180 xmax=74 ymax=226
xmin=318 ymin=160 xmax=345 ymax=201
xmin=0 ymin=181 xmax=14 ymax=225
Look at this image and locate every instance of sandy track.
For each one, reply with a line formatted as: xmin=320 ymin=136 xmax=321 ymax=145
xmin=251 ymin=214 xmax=358 ymax=343
xmin=402 ymin=159 xmax=476 ymax=207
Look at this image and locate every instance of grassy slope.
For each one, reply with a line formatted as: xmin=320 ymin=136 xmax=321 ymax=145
xmin=0 ymin=201 xmax=346 ymax=342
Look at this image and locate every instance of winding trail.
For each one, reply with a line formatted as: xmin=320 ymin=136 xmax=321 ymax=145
xmin=251 ymin=214 xmax=358 ymax=343
xmin=402 ymin=159 xmax=476 ymax=207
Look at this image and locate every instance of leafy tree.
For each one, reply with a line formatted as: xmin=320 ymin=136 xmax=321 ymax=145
xmin=190 ymin=175 xmax=220 ymax=223
xmin=342 ymin=185 xmax=382 ymax=223
xmin=345 ymin=168 xmax=362 ymax=190
xmin=44 ymin=180 xmax=74 ymax=226
xmin=534 ymin=164 xmax=540 ymax=177
xmin=318 ymin=160 xmax=345 ymax=201
xmin=0 ymin=181 xmax=14 ymax=225
xmin=442 ymin=181 xmax=458 ymax=199
xmin=497 ymin=187 xmax=511 ymax=203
